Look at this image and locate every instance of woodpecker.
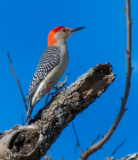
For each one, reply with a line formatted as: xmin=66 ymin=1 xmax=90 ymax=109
xmin=25 ymin=26 xmax=84 ymax=122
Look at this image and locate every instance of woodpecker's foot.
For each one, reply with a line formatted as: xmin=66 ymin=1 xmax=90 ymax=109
xmin=52 ymin=73 xmax=71 ymax=96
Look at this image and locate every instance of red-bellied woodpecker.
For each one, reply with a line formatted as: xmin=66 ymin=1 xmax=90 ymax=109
xmin=25 ymin=26 xmax=84 ymax=122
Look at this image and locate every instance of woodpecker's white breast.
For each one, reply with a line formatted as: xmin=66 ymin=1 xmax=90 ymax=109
xmin=32 ymin=44 xmax=69 ymax=106
xmin=45 ymin=44 xmax=69 ymax=83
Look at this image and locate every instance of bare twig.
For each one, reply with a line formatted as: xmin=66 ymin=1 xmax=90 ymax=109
xmin=61 ymin=156 xmax=63 ymax=160
xmin=7 ymin=53 xmax=28 ymax=112
xmin=72 ymin=122 xmax=83 ymax=154
xmin=79 ymin=1 xmax=132 ymax=160
xmin=92 ymin=134 xmax=100 ymax=146
xmin=110 ymin=140 xmax=126 ymax=156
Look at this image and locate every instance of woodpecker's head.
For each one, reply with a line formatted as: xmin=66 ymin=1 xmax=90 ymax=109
xmin=48 ymin=26 xmax=84 ymax=46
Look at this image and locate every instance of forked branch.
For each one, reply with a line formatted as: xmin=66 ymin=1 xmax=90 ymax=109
xmin=79 ymin=1 xmax=132 ymax=160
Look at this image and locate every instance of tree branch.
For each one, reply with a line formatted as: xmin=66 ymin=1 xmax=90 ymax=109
xmin=79 ymin=1 xmax=132 ymax=160
xmin=7 ymin=53 xmax=28 ymax=112
xmin=0 ymin=63 xmax=115 ymax=160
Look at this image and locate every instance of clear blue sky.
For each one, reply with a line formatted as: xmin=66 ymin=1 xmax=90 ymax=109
xmin=0 ymin=0 xmax=138 ymax=159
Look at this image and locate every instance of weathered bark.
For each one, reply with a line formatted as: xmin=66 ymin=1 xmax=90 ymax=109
xmin=0 ymin=63 xmax=116 ymax=160
xmin=104 ymin=153 xmax=138 ymax=160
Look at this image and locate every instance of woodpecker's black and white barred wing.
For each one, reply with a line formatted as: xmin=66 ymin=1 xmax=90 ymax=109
xmin=26 ymin=46 xmax=61 ymax=102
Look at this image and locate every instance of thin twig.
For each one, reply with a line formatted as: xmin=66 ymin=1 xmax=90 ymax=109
xmin=92 ymin=134 xmax=100 ymax=145
xmin=110 ymin=140 xmax=126 ymax=156
xmin=72 ymin=122 xmax=83 ymax=154
xmin=61 ymin=156 xmax=63 ymax=160
xmin=79 ymin=1 xmax=132 ymax=159
xmin=7 ymin=53 xmax=28 ymax=112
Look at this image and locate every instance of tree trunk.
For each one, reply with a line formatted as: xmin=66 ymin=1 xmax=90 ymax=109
xmin=0 ymin=63 xmax=116 ymax=160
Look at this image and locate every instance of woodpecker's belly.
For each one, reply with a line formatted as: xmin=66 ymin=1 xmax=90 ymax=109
xmin=32 ymin=45 xmax=69 ymax=106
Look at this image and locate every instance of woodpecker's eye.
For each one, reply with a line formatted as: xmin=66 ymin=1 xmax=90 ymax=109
xmin=63 ymin=29 xmax=67 ymax=32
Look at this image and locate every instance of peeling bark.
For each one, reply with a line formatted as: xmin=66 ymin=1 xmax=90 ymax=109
xmin=0 ymin=63 xmax=116 ymax=160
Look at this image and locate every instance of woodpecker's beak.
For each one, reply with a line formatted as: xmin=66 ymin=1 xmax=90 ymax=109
xmin=71 ymin=27 xmax=85 ymax=33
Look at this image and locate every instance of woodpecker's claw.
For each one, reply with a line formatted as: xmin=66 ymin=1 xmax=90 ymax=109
xmin=52 ymin=75 xmax=70 ymax=96
xmin=56 ymin=74 xmax=69 ymax=90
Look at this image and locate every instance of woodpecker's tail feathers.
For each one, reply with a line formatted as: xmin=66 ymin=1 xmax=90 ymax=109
xmin=25 ymin=102 xmax=34 ymax=123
